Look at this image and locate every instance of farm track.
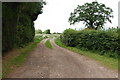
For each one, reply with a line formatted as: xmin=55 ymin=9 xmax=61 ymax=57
xmin=7 ymin=38 xmax=118 ymax=78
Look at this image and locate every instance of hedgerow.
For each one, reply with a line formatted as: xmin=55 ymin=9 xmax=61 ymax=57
xmin=60 ymin=28 xmax=119 ymax=58
xmin=2 ymin=2 xmax=45 ymax=52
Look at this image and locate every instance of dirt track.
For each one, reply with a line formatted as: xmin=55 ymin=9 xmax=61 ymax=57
xmin=7 ymin=38 xmax=118 ymax=78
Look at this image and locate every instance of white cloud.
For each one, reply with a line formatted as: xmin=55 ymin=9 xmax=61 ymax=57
xmin=34 ymin=0 xmax=119 ymax=33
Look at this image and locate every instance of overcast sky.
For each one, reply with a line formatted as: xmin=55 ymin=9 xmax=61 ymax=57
xmin=34 ymin=0 xmax=119 ymax=33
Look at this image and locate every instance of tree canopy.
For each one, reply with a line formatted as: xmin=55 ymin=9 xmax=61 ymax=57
xmin=69 ymin=1 xmax=113 ymax=30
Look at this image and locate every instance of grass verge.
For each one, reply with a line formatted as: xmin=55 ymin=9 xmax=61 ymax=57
xmin=2 ymin=38 xmax=42 ymax=78
xmin=45 ymin=39 xmax=53 ymax=49
xmin=55 ymin=38 xmax=118 ymax=70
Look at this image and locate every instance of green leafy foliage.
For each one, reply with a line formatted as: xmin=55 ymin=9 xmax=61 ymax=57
xmin=2 ymin=2 xmax=45 ymax=52
xmin=35 ymin=29 xmax=42 ymax=34
xmin=69 ymin=1 xmax=113 ymax=29
xmin=60 ymin=28 xmax=119 ymax=58
xmin=60 ymin=29 xmax=78 ymax=46
xmin=44 ymin=29 xmax=51 ymax=34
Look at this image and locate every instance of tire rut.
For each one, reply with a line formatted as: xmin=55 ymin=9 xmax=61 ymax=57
xmin=6 ymin=38 xmax=118 ymax=78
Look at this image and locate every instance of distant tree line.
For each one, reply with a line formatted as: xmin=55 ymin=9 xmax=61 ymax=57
xmin=35 ymin=29 xmax=42 ymax=34
xmin=2 ymin=2 xmax=45 ymax=52
xmin=43 ymin=29 xmax=50 ymax=34
xmin=35 ymin=29 xmax=51 ymax=34
xmin=35 ymin=29 xmax=61 ymax=34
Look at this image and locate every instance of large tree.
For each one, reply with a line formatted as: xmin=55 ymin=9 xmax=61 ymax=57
xmin=69 ymin=1 xmax=113 ymax=29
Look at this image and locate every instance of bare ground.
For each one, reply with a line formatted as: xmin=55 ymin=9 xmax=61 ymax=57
xmin=6 ymin=38 xmax=118 ymax=78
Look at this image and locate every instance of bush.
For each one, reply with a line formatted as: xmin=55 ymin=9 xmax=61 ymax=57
xmin=60 ymin=29 xmax=78 ymax=47
xmin=61 ymin=29 xmax=119 ymax=58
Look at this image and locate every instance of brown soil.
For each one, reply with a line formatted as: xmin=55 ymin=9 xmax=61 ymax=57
xmin=3 ymin=49 xmax=20 ymax=60
xmin=6 ymin=39 xmax=118 ymax=78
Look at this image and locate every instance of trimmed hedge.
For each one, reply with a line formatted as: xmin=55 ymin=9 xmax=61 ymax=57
xmin=2 ymin=2 xmax=45 ymax=52
xmin=60 ymin=29 xmax=119 ymax=58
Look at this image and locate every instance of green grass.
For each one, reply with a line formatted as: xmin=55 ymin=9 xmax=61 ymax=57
xmin=45 ymin=39 xmax=53 ymax=49
xmin=55 ymin=38 xmax=118 ymax=70
xmin=2 ymin=38 xmax=43 ymax=78
xmin=34 ymin=35 xmax=44 ymax=43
